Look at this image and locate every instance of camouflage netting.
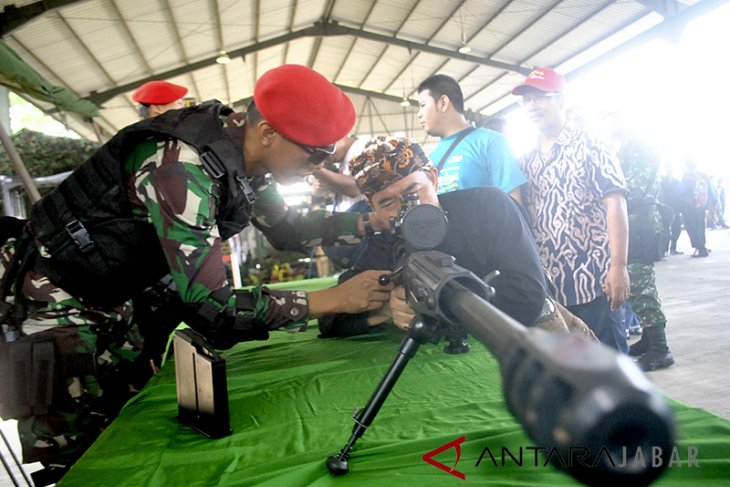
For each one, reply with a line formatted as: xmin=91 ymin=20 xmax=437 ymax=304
xmin=0 ymin=128 xmax=99 ymax=177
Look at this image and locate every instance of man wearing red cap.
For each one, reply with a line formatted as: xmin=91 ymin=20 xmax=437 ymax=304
xmin=0 ymin=65 xmax=391 ymax=483
xmin=132 ymin=80 xmax=189 ymax=118
xmin=513 ymin=67 xmax=630 ymax=353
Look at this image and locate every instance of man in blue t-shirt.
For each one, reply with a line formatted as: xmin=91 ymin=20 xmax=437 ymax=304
xmin=417 ymin=74 xmax=526 ymax=200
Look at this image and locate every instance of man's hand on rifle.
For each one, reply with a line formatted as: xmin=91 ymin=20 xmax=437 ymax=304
xmin=366 ymin=302 xmax=392 ymax=327
xmin=390 ymin=286 xmax=415 ymax=330
xmin=309 ymin=270 xmax=394 ymax=317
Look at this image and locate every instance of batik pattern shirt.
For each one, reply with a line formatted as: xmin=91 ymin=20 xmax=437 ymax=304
xmin=521 ymin=125 xmax=626 ymax=307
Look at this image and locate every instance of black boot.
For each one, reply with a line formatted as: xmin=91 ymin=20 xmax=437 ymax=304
xmin=636 ymin=326 xmax=675 ymax=371
xmin=629 ymin=336 xmax=649 ymax=356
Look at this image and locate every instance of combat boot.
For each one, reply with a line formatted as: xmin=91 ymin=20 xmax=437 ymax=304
xmin=636 ymin=326 xmax=675 ymax=371
xmin=629 ymin=336 xmax=649 ymax=356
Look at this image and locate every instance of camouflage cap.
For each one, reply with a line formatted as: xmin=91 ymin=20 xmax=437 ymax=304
xmin=350 ymin=136 xmax=431 ymax=198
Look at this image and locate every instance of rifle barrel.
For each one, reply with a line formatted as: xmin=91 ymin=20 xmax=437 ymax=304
xmin=440 ymin=279 xmax=675 ymax=486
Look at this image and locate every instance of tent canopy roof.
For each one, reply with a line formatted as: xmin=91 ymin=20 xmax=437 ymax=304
xmin=0 ymin=0 xmax=718 ymax=143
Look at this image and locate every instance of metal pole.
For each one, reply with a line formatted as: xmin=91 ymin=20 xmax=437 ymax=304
xmin=0 ymin=427 xmax=31 ymax=486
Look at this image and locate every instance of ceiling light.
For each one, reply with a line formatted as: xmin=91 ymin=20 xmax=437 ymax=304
xmin=400 ymin=96 xmax=410 ymax=108
xmin=216 ymin=50 xmax=231 ymax=64
xmin=457 ymin=8 xmax=471 ymax=55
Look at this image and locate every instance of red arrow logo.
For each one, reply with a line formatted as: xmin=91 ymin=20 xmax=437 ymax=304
xmin=422 ymin=435 xmax=467 ymax=480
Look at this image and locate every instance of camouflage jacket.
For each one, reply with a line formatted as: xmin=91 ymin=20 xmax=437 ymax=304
xmin=20 ymin=107 xmax=362 ymax=349
xmin=120 ymin=112 xmax=364 ymax=347
xmin=618 ymin=137 xmax=662 ymax=230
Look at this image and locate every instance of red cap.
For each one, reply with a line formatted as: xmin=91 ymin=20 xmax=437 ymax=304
xmin=512 ymin=67 xmax=566 ymax=95
xmin=253 ymin=64 xmax=356 ymax=147
xmin=132 ymin=81 xmax=188 ymax=104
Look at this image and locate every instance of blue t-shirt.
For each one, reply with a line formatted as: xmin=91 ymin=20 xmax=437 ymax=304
xmin=429 ymin=127 xmax=526 ymax=194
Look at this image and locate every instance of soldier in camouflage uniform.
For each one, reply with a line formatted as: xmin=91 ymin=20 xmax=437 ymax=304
xmin=606 ymin=113 xmax=675 ymax=372
xmin=0 ymin=65 xmax=392 ymax=485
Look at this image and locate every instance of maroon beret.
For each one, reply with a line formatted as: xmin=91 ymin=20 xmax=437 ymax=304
xmin=132 ymin=81 xmax=188 ymax=104
xmin=253 ymin=64 xmax=356 ymax=147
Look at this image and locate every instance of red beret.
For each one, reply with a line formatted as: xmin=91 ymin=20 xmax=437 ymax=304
xmin=132 ymin=81 xmax=188 ymax=104
xmin=253 ymin=65 xmax=356 ymax=147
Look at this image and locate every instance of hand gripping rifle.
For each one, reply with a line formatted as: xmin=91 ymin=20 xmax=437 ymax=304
xmin=326 ymin=198 xmax=676 ymax=486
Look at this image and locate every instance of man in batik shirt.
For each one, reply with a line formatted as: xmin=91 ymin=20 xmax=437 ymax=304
xmin=513 ymin=67 xmax=630 ymax=353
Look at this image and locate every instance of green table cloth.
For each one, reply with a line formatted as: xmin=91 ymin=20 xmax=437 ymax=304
xmin=57 ymin=280 xmax=730 ymax=486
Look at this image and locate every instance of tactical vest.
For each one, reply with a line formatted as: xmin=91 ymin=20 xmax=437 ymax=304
xmin=27 ymin=100 xmax=254 ymax=308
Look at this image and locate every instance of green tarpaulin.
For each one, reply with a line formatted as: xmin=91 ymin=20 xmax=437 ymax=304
xmin=0 ymin=38 xmax=98 ymax=118
xmin=57 ymin=280 xmax=730 ymax=487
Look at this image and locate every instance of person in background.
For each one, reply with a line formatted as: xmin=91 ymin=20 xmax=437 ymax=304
xmin=602 ymin=111 xmax=675 ymax=371
xmin=660 ymin=173 xmax=685 ymax=255
xmin=131 ymin=80 xmax=188 ymax=118
xmin=680 ymin=159 xmax=710 ymax=258
xmin=514 ymin=67 xmax=630 ymax=353
xmin=706 ymin=176 xmax=719 ymax=229
xmin=706 ymin=176 xmax=728 ymax=229
xmin=716 ymin=177 xmax=728 ymax=229
xmin=309 ymin=135 xmax=369 ymax=212
xmin=417 ymin=74 xmax=526 ymax=201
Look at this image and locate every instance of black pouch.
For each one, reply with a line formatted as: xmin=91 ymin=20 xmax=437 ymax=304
xmin=34 ymin=217 xmax=169 ymax=308
xmin=628 ymin=214 xmax=662 ymax=264
xmin=0 ymin=335 xmax=58 ymax=419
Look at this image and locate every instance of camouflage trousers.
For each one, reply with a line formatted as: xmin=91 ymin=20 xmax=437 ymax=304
xmin=628 ymin=262 xmax=667 ymax=330
xmin=0 ymin=239 xmax=148 ymax=473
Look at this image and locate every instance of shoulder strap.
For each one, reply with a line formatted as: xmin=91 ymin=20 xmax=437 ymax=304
xmin=145 ymin=101 xmax=255 ymax=238
xmin=143 ymin=100 xmax=232 ymax=146
xmin=436 ymin=126 xmax=476 ymax=172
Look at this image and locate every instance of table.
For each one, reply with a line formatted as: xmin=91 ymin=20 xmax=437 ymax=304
xmin=57 ymin=280 xmax=730 ymax=486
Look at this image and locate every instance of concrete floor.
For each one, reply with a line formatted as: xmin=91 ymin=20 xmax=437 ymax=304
xmin=2 ymin=227 xmax=729 ymax=486
xmin=643 ymin=226 xmax=730 ymax=420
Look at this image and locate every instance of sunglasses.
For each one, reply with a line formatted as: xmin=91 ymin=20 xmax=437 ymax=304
xmin=294 ymin=141 xmax=337 ymax=165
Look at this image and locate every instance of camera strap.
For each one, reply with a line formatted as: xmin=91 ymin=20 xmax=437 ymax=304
xmin=435 ymin=126 xmax=476 ymax=172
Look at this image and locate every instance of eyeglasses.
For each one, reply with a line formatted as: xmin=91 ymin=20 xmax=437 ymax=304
xmin=293 ymin=141 xmax=337 ymax=165
xmin=519 ymin=92 xmax=561 ymax=105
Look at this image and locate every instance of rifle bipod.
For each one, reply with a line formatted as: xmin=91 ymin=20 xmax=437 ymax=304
xmin=326 ymin=315 xmax=469 ymax=475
